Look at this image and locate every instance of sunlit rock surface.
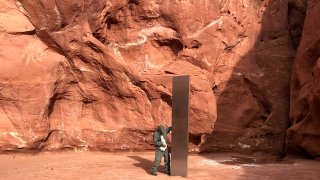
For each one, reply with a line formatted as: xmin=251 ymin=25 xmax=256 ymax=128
xmin=0 ymin=0 xmax=298 ymax=153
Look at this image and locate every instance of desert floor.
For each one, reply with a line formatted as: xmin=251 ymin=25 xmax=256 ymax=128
xmin=0 ymin=151 xmax=319 ymax=180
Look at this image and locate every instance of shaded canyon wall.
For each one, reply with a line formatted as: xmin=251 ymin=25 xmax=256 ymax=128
xmin=289 ymin=0 xmax=320 ymax=158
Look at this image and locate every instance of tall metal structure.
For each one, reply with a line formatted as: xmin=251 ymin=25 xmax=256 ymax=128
xmin=171 ymin=75 xmax=190 ymax=177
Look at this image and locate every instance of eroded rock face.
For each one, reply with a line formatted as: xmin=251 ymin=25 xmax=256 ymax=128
xmin=290 ymin=0 xmax=320 ymax=158
xmin=0 ymin=0 xmax=294 ymax=153
xmin=197 ymin=0 xmax=295 ymax=154
xmin=1 ymin=0 xmax=217 ymax=151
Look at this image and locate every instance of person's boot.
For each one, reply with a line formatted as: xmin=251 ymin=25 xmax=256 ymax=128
xmin=150 ymin=171 xmax=157 ymax=176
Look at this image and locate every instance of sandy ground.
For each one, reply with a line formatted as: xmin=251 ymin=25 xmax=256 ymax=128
xmin=0 ymin=151 xmax=319 ymax=180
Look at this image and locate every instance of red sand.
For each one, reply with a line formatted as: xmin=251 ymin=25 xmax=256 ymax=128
xmin=0 ymin=152 xmax=319 ymax=180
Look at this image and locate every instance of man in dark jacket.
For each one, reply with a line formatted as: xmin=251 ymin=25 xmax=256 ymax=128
xmin=150 ymin=125 xmax=172 ymax=176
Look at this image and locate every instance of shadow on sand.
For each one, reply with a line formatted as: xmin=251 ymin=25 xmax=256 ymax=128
xmin=127 ymin=155 xmax=165 ymax=174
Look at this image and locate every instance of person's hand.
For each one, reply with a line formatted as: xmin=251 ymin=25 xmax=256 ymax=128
xmin=162 ymin=141 xmax=167 ymax=146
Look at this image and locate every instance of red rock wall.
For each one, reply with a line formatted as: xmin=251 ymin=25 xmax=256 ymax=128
xmin=289 ymin=0 xmax=320 ymax=158
xmin=0 ymin=0 xmax=296 ymax=153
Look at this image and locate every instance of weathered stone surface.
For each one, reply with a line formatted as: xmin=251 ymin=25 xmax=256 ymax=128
xmin=198 ymin=0 xmax=295 ymax=154
xmin=0 ymin=0 xmax=296 ymax=153
xmin=1 ymin=0 xmax=217 ymax=151
xmin=289 ymin=0 xmax=320 ymax=158
xmin=0 ymin=0 xmax=67 ymax=150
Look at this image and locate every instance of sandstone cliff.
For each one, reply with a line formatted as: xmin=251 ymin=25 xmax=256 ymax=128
xmin=290 ymin=0 xmax=320 ymax=158
xmin=0 ymin=0 xmax=308 ymax=155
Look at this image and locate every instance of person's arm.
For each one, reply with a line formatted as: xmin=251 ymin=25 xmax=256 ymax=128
xmin=160 ymin=135 xmax=167 ymax=146
xmin=153 ymin=132 xmax=163 ymax=147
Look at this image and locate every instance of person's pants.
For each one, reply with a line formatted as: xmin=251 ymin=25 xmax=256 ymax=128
xmin=151 ymin=148 xmax=170 ymax=174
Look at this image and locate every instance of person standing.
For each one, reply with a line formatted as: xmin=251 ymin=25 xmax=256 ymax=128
xmin=150 ymin=125 xmax=172 ymax=176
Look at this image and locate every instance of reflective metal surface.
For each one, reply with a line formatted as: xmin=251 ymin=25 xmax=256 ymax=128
xmin=171 ymin=75 xmax=190 ymax=177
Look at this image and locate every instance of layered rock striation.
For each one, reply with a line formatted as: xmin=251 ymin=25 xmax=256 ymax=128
xmin=0 ymin=0 xmax=303 ymax=154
